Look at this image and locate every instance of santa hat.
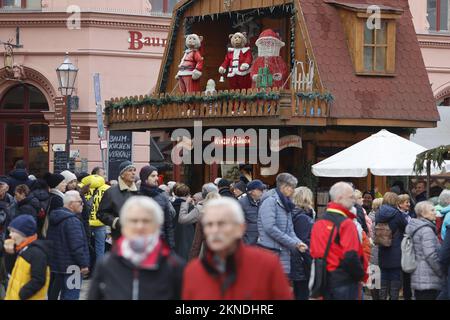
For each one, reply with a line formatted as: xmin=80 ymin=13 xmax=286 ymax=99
xmin=255 ymin=29 xmax=285 ymax=47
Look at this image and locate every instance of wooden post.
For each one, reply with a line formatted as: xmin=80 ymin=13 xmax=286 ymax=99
xmin=426 ymin=159 xmax=431 ymax=199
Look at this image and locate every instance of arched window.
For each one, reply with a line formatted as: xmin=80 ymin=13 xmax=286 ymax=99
xmin=0 ymin=84 xmax=49 ymax=176
xmin=438 ymin=95 xmax=450 ymax=106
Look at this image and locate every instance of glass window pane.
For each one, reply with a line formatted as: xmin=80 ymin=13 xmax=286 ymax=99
xmin=364 ymin=47 xmax=374 ymax=71
xmin=376 ymin=21 xmax=388 ymax=44
xmin=28 ymin=124 xmax=49 ymax=177
xmin=4 ymin=123 xmax=24 ymax=173
xmin=364 ymin=24 xmax=374 ymax=44
xmin=151 ymin=0 xmax=164 ymax=12
xmin=29 ymin=85 xmax=48 ymax=110
xmin=428 ymin=0 xmax=438 ymax=31
xmin=440 ymin=0 xmax=449 ymax=31
xmin=2 ymin=0 xmax=21 ymax=8
xmin=26 ymin=0 xmax=42 ymax=10
xmin=1 ymin=85 xmax=25 ymax=110
xmin=375 ymin=47 xmax=386 ymax=71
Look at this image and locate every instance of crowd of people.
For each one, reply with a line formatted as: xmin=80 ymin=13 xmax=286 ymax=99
xmin=1 ymin=159 xmax=450 ymax=301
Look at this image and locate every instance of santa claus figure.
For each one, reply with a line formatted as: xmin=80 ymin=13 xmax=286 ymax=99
xmin=176 ymin=34 xmax=204 ymax=93
xmin=250 ymin=29 xmax=288 ymax=89
xmin=219 ymin=32 xmax=252 ymax=90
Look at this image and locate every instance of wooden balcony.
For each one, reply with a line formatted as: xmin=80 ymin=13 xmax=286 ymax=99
xmin=105 ymin=88 xmax=332 ymax=131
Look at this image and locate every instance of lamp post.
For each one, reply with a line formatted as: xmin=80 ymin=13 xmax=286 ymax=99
xmin=56 ymin=53 xmax=78 ymax=170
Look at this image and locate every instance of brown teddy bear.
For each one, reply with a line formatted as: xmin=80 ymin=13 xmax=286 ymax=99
xmin=219 ymin=32 xmax=253 ymax=90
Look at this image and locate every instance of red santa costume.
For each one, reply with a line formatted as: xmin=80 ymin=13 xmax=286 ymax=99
xmin=220 ymin=46 xmax=252 ymax=90
xmin=250 ymin=29 xmax=289 ymax=89
xmin=177 ymin=48 xmax=204 ymax=93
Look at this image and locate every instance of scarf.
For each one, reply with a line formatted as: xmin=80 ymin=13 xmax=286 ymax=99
xmin=140 ymin=183 xmax=163 ymax=197
xmin=276 ymin=188 xmax=295 ymax=213
xmin=50 ymin=189 xmax=64 ymax=199
xmin=121 ymin=234 xmax=161 ymax=267
xmin=16 ymin=234 xmax=38 ymax=252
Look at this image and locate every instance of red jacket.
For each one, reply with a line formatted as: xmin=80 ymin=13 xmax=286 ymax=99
xmin=182 ymin=242 xmax=293 ymax=300
xmin=221 ymin=47 xmax=252 ymax=78
xmin=310 ymin=203 xmax=366 ymax=286
xmin=177 ymin=49 xmax=204 ymax=77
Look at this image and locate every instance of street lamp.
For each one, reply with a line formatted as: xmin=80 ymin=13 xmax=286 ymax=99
xmin=56 ymin=52 xmax=78 ymax=170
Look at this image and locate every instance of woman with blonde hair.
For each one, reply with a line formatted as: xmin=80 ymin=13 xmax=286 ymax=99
xmin=290 ymin=186 xmax=314 ymax=300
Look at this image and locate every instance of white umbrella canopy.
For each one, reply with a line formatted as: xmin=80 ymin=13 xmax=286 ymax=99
xmin=312 ymin=129 xmax=446 ymax=177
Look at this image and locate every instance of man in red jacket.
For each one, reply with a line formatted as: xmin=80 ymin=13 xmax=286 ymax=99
xmin=310 ymin=182 xmax=366 ymax=300
xmin=182 ymin=197 xmax=293 ymax=300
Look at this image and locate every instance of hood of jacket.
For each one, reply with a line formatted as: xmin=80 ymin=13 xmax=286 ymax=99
xmin=18 ymin=195 xmax=40 ymax=210
xmin=405 ymin=217 xmax=436 ymax=236
xmin=9 ymin=169 xmax=29 ymax=181
xmin=260 ymin=188 xmax=276 ymax=204
xmin=81 ymin=174 xmax=106 ymax=189
xmin=377 ymin=204 xmax=399 ymax=223
xmin=49 ymin=207 xmax=77 ymax=226
xmin=30 ymin=189 xmax=50 ymax=202
xmin=439 ymin=204 xmax=450 ymax=216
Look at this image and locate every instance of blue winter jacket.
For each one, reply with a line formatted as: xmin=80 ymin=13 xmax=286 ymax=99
xmin=439 ymin=226 xmax=450 ymax=299
xmin=290 ymin=208 xmax=313 ymax=281
xmin=375 ymin=204 xmax=408 ymax=269
xmin=440 ymin=205 xmax=450 ymax=240
xmin=46 ymin=207 xmax=90 ymax=273
xmin=239 ymin=194 xmax=260 ymax=245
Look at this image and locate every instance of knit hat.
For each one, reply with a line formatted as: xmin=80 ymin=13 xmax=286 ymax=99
xmin=44 ymin=172 xmax=65 ymax=189
xmin=8 ymin=215 xmax=37 ymax=237
xmin=139 ymin=165 xmax=158 ymax=184
xmin=61 ymin=170 xmax=77 ymax=184
xmin=233 ymin=181 xmax=247 ymax=193
xmin=218 ymin=179 xmax=231 ymax=189
xmin=247 ymin=179 xmax=266 ymax=192
xmin=214 ymin=178 xmax=222 ymax=186
xmin=119 ymin=161 xmax=136 ymax=177
xmin=0 ymin=176 xmax=9 ymax=185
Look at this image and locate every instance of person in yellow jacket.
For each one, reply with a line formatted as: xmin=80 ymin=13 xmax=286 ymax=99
xmin=81 ymin=174 xmax=110 ymax=262
xmin=4 ymin=215 xmax=50 ymax=300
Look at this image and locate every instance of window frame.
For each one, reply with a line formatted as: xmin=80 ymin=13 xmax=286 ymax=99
xmin=427 ymin=0 xmax=450 ymax=32
xmin=0 ymin=0 xmax=26 ymax=9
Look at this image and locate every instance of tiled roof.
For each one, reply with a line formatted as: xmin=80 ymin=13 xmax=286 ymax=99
xmin=300 ymin=0 xmax=440 ymax=122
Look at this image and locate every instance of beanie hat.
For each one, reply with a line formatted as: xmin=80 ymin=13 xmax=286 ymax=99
xmin=44 ymin=172 xmax=65 ymax=189
xmin=214 ymin=178 xmax=221 ymax=186
xmin=0 ymin=176 xmax=9 ymax=185
xmin=139 ymin=165 xmax=158 ymax=183
xmin=61 ymin=170 xmax=77 ymax=184
xmin=247 ymin=179 xmax=266 ymax=192
xmin=119 ymin=161 xmax=136 ymax=177
xmin=218 ymin=179 xmax=231 ymax=189
xmin=8 ymin=215 xmax=37 ymax=237
xmin=233 ymin=181 xmax=247 ymax=193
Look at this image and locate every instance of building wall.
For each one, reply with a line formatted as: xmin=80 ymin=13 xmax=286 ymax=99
xmin=0 ymin=5 xmax=171 ymax=176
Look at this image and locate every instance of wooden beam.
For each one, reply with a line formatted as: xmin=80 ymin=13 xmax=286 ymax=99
xmin=327 ymin=118 xmax=438 ymax=128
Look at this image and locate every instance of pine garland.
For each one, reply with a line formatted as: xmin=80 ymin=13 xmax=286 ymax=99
xmin=296 ymin=92 xmax=334 ymax=102
xmin=106 ymin=91 xmax=281 ymax=112
xmin=414 ymin=145 xmax=450 ymax=175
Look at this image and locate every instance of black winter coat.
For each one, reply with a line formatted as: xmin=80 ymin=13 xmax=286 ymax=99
xmin=239 ymin=194 xmax=260 ymax=245
xmin=15 ymin=195 xmax=40 ymax=221
xmin=375 ymin=204 xmax=408 ymax=269
xmin=290 ymin=208 xmax=313 ymax=281
xmin=139 ymin=184 xmax=176 ymax=250
xmin=219 ymin=187 xmax=235 ymax=198
xmin=7 ymin=169 xmax=32 ymax=196
xmin=172 ymin=197 xmax=195 ymax=261
xmin=97 ymin=184 xmax=138 ymax=240
xmin=87 ymin=240 xmax=185 ymax=300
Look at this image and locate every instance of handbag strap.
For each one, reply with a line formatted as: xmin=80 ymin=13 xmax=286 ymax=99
xmin=323 ymin=223 xmax=337 ymax=260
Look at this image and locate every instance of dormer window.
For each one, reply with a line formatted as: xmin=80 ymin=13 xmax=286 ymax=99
xmin=327 ymin=1 xmax=403 ymax=76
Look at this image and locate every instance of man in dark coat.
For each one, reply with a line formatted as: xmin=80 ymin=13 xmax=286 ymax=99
xmin=218 ymin=179 xmax=235 ymax=198
xmin=88 ymin=196 xmax=185 ymax=300
xmin=46 ymin=190 xmax=90 ymax=300
xmin=7 ymin=160 xmax=32 ymax=196
xmin=97 ymin=161 xmax=138 ymax=240
xmin=239 ymin=180 xmax=265 ymax=245
xmin=139 ymin=165 xmax=176 ymax=249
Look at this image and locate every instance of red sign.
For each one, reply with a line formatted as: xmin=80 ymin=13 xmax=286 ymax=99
xmin=128 ymin=31 xmax=168 ymax=50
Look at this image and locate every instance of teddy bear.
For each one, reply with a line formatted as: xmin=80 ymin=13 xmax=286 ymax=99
xmin=219 ymin=32 xmax=253 ymax=90
xmin=176 ymin=34 xmax=204 ymax=93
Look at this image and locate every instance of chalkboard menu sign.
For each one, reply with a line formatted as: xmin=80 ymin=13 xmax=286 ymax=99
xmin=54 ymin=151 xmax=75 ymax=174
xmin=108 ymin=131 xmax=133 ymax=181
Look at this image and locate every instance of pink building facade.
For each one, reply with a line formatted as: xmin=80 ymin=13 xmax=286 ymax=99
xmin=0 ymin=0 xmax=178 ymax=178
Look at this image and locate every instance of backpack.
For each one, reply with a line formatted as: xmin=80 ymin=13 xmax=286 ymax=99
xmin=401 ymin=224 xmax=431 ymax=273
xmin=374 ymin=222 xmax=393 ymax=247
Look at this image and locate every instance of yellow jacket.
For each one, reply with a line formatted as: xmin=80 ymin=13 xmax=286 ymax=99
xmin=5 ymin=241 xmax=50 ymax=300
xmin=81 ymin=175 xmax=111 ymax=227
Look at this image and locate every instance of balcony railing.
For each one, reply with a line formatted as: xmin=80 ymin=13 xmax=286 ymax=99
xmin=105 ymin=88 xmax=332 ymax=129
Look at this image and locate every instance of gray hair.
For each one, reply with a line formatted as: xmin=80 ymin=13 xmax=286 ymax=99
xmin=276 ymin=173 xmax=298 ymax=189
xmin=202 ymin=183 xmax=218 ymax=199
xmin=415 ymin=201 xmax=434 ymax=218
xmin=438 ymin=189 xmax=450 ymax=207
xmin=120 ymin=196 xmax=164 ymax=226
xmin=64 ymin=190 xmax=81 ymax=205
xmin=329 ymin=182 xmax=353 ymax=202
xmin=202 ymin=197 xmax=245 ymax=224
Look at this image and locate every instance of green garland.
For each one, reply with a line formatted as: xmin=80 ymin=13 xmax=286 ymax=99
xmin=106 ymin=91 xmax=281 ymax=112
xmin=414 ymin=145 xmax=450 ymax=175
xmin=296 ymin=92 xmax=334 ymax=103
